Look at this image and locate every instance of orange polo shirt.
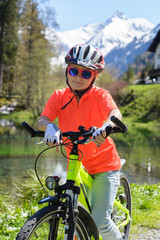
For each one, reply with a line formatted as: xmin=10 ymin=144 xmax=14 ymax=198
xmin=41 ymin=86 xmax=121 ymax=174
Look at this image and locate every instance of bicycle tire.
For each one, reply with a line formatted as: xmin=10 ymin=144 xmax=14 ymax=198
xmin=112 ymin=174 xmax=132 ymax=240
xmin=16 ymin=204 xmax=99 ymax=240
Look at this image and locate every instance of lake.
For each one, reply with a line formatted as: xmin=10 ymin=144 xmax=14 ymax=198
xmin=0 ymin=122 xmax=160 ymax=195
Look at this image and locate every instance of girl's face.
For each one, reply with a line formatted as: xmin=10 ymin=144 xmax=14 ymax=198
xmin=67 ymin=64 xmax=97 ymax=91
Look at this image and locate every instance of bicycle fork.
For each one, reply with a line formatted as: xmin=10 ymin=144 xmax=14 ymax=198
xmin=64 ymin=187 xmax=80 ymax=240
xmin=65 ymin=154 xmax=88 ymax=239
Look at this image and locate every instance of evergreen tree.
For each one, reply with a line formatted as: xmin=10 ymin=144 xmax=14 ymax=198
xmin=15 ymin=0 xmax=57 ymax=116
xmin=121 ymin=65 xmax=135 ymax=83
xmin=0 ymin=0 xmax=20 ymax=94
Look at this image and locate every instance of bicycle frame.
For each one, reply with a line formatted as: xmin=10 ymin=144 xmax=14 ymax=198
xmin=67 ymin=153 xmax=131 ymax=229
xmin=21 ymin=120 xmax=131 ymax=239
xmin=67 ymin=154 xmax=93 ymax=211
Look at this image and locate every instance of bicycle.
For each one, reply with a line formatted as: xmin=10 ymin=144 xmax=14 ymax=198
xmin=16 ymin=116 xmax=131 ymax=240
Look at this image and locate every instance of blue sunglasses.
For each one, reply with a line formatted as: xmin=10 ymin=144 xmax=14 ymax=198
xmin=68 ymin=67 xmax=94 ymax=80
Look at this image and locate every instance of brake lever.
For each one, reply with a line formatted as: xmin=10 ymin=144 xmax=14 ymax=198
xmin=35 ymin=140 xmax=45 ymax=145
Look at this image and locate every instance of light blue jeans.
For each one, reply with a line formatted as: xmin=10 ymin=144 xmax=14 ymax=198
xmin=90 ymin=171 xmax=122 ymax=240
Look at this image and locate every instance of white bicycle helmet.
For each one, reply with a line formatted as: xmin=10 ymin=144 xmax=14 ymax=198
xmin=65 ymin=44 xmax=105 ymax=73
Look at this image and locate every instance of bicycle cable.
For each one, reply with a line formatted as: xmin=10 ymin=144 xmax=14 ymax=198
xmin=34 ymin=141 xmax=84 ymax=195
xmin=60 ymin=138 xmax=84 ymax=161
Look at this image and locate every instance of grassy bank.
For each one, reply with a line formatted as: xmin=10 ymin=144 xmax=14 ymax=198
xmin=112 ymin=118 xmax=160 ymax=149
xmin=1 ymin=84 xmax=160 ymax=138
xmin=0 ymin=109 xmax=35 ymax=126
xmin=0 ymin=175 xmax=160 ymax=239
xmin=119 ymin=84 xmax=160 ymax=122
xmin=113 ymin=84 xmax=160 ymax=147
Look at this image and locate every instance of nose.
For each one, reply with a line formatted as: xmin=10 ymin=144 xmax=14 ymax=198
xmin=77 ymin=72 xmax=82 ymax=79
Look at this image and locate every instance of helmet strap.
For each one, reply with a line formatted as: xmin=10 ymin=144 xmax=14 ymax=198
xmin=61 ymin=77 xmax=95 ymax=110
xmin=66 ymin=77 xmax=95 ymax=97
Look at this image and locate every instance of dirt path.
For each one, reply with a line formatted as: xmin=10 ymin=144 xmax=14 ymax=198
xmin=129 ymin=228 xmax=160 ymax=240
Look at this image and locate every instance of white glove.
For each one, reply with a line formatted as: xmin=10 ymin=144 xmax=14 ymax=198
xmin=44 ymin=123 xmax=61 ymax=144
xmin=92 ymin=124 xmax=112 ymax=147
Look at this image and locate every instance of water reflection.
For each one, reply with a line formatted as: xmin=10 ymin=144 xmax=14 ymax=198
xmin=0 ymin=125 xmax=160 ymax=195
xmin=117 ymin=144 xmax=160 ymax=185
xmin=0 ymin=118 xmax=15 ymax=128
xmin=0 ymin=156 xmax=68 ymax=194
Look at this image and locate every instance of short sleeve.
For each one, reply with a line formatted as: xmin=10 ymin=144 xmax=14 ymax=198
xmin=41 ymin=90 xmax=60 ymax=121
xmin=98 ymin=90 xmax=119 ymax=119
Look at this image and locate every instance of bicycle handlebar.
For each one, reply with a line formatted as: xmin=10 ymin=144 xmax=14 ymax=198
xmin=22 ymin=122 xmax=44 ymax=138
xmin=22 ymin=116 xmax=127 ymax=142
xmin=110 ymin=116 xmax=127 ymax=133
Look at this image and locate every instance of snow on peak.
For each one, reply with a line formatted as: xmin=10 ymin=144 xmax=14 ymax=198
xmin=47 ymin=11 xmax=158 ymax=74
xmin=105 ymin=10 xmax=127 ymax=25
xmin=111 ymin=10 xmax=127 ymax=20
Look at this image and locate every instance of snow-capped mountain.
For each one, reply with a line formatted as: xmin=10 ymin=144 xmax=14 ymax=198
xmin=47 ymin=11 xmax=160 ymax=75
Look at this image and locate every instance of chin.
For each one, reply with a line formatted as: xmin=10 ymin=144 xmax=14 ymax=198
xmin=75 ymin=88 xmax=85 ymax=91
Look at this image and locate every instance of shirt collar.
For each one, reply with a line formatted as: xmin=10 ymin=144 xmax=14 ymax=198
xmin=68 ymin=86 xmax=94 ymax=98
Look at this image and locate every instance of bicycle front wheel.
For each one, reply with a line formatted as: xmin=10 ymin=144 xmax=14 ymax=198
xmin=16 ymin=205 xmax=89 ymax=240
xmin=112 ymin=174 xmax=132 ymax=240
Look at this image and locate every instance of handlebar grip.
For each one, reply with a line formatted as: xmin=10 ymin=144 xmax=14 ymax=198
xmin=22 ymin=122 xmax=44 ymax=137
xmin=110 ymin=116 xmax=127 ymax=133
xmin=22 ymin=122 xmax=35 ymax=137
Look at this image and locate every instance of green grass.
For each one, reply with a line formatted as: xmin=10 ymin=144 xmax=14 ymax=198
xmin=129 ymin=183 xmax=160 ymax=238
xmin=131 ymin=183 xmax=160 ymax=228
xmin=119 ymin=84 xmax=160 ymax=122
xmin=112 ymin=118 xmax=160 ymax=150
xmin=0 ymin=173 xmax=46 ymax=239
xmin=0 ymin=175 xmax=160 ymax=239
xmin=0 ymin=110 xmax=35 ymax=124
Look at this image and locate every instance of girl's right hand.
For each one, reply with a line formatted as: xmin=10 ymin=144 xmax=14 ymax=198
xmin=44 ymin=123 xmax=61 ymax=146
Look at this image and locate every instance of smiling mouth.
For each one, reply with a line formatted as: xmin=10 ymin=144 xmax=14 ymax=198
xmin=73 ymin=81 xmax=83 ymax=84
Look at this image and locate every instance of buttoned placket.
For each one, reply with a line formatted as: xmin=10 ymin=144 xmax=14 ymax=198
xmin=68 ymin=88 xmax=93 ymax=127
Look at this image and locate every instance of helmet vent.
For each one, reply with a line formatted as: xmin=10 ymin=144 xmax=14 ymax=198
xmin=97 ymin=55 xmax=102 ymax=63
xmin=83 ymin=45 xmax=90 ymax=59
xmin=76 ymin=46 xmax=81 ymax=59
xmin=91 ymin=51 xmax=97 ymax=60
xmin=65 ymin=44 xmax=104 ymax=72
xmin=70 ymin=47 xmax=74 ymax=58
xmin=73 ymin=46 xmax=76 ymax=54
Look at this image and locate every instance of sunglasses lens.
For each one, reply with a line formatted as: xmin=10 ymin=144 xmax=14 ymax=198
xmin=68 ymin=67 xmax=92 ymax=79
xmin=82 ymin=71 xmax=92 ymax=79
xmin=69 ymin=68 xmax=78 ymax=77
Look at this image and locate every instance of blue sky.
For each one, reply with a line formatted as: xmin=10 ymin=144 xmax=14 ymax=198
xmin=48 ymin=0 xmax=160 ymax=31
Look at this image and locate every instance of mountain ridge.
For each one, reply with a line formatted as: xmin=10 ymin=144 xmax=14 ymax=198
xmin=47 ymin=11 xmax=160 ymax=75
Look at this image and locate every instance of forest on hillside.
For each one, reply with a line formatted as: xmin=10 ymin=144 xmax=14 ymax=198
xmin=0 ymin=0 xmax=61 ymax=116
xmin=0 ymin=0 xmax=154 ymax=118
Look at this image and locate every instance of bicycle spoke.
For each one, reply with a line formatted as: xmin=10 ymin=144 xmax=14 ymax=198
xmin=112 ymin=174 xmax=131 ymax=240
